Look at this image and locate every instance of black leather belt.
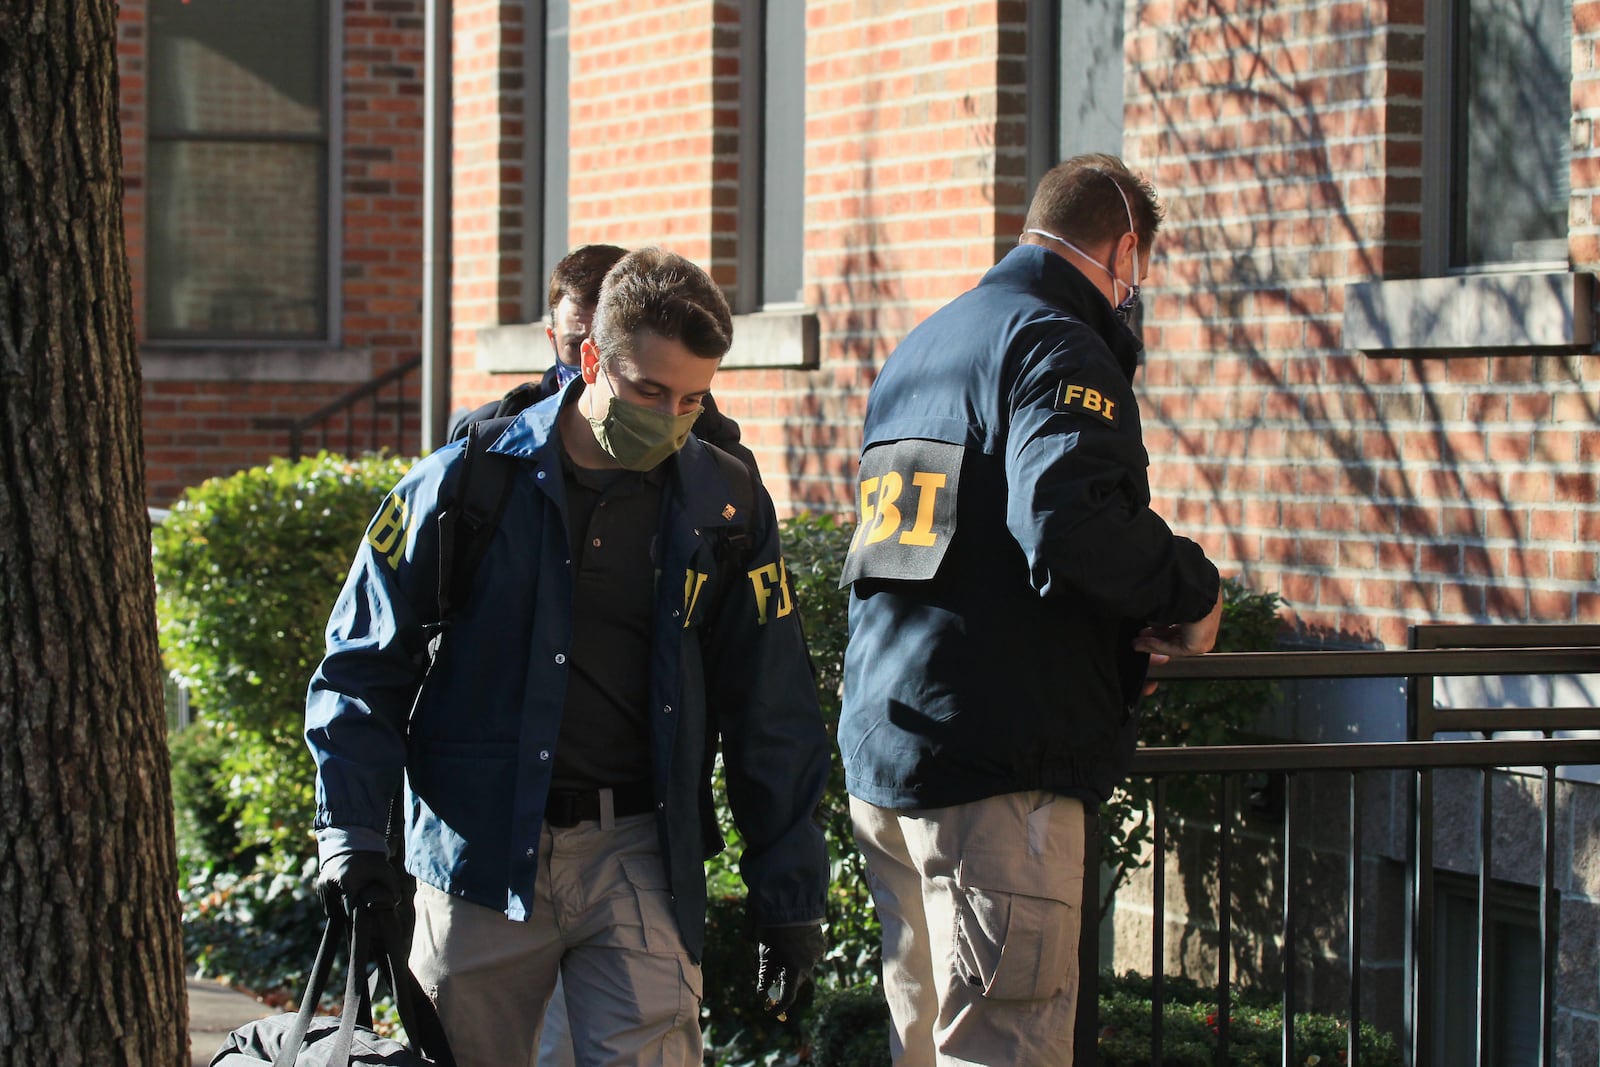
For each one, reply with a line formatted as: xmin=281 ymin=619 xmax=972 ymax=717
xmin=544 ymin=783 xmax=655 ymax=828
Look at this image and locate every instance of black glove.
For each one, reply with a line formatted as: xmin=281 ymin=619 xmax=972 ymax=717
xmin=315 ymin=850 xmax=405 ymax=917
xmin=755 ymin=923 xmax=826 ymax=1017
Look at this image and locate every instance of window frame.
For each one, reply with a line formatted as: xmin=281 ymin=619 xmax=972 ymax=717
xmin=520 ymin=0 xmax=569 ymax=324
xmin=1346 ymin=0 xmax=1585 ymax=353
xmin=726 ymin=0 xmax=815 ymax=369
xmin=142 ymin=0 xmax=342 ymax=348
xmin=1024 ymin=0 xmax=1125 ymax=199
xmin=1432 ymin=870 xmax=1543 ymax=1066
xmin=1421 ymin=0 xmax=1572 ymax=276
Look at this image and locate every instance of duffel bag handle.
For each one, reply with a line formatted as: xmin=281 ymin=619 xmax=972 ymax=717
xmin=270 ymin=904 xmax=456 ymax=1067
xmin=367 ymin=905 xmax=456 ymax=1066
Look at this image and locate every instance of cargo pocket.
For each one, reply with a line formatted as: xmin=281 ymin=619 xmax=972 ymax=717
xmin=620 ymin=853 xmax=687 ymax=957
xmin=619 ymin=853 xmax=701 ymax=1037
xmin=951 ymin=848 xmax=1081 ymax=1002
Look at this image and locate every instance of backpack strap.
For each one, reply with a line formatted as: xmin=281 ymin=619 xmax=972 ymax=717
xmin=702 ymin=441 xmax=758 ymax=568
xmin=432 ymin=414 xmax=520 ymax=637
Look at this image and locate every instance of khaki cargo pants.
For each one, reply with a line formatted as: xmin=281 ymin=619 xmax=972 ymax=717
xmin=409 ymin=812 xmax=701 ymax=1067
xmin=851 ymin=790 xmax=1085 ymax=1066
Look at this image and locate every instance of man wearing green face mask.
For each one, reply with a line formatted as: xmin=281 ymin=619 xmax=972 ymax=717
xmin=306 ymin=247 xmax=831 ymax=1067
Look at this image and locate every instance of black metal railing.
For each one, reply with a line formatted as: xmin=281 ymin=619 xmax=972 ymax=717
xmin=1072 ymin=625 xmax=1600 ymax=1067
xmin=276 ymin=355 xmax=422 ymax=460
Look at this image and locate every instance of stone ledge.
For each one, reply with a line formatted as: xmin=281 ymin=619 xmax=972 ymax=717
xmin=141 ymin=345 xmax=373 ymax=383
xmin=474 ymin=323 xmax=546 ymax=374
xmin=475 ymin=307 xmax=820 ymax=373
xmin=1343 ymin=272 xmax=1594 ymax=352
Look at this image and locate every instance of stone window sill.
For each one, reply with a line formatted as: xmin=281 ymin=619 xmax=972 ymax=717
xmin=474 ymin=306 xmax=819 ymax=375
xmin=141 ymin=345 xmax=373 ymax=383
xmin=1343 ymin=272 xmax=1594 ymax=353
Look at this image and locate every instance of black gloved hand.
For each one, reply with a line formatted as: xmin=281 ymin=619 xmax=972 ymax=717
xmin=755 ymin=922 xmax=826 ymax=1017
xmin=315 ymin=850 xmax=405 ymax=918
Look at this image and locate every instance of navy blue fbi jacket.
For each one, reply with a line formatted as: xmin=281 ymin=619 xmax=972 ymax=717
xmin=307 ymin=387 xmax=830 ymax=961
xmin=839 ymin=244 xmax=1221 ymax=810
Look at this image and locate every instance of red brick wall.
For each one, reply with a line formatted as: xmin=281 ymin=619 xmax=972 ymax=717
xmin=446 ymin=1 xmax=1031 ymax=516
xmin=449 ymin=0 xmax=530 ymax=411
xmin=757 ymin=0 xmax=1026 ymax=515
xmin=1127 ymin=0 xmax=1599 ymax=644
xmin=125 ymin=0 xmax=427 ymax=505
xmin=451 ymin=0 xmax=733 ymax=417
xmin=436 ymin=0 xmax=1599 ymax=642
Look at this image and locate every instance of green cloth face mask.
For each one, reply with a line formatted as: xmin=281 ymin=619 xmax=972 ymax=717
xmin=585 ymin=367 xmax=702 ymax=471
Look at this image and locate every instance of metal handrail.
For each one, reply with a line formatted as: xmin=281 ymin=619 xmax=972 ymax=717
xmin=1078 ymin=634 xmax=1600 ymax=1067
xmin=1133 ymin=736 xmax=1600 ymax=774
xmin=286 ymin=355 xmax=423 ymax=460
xmin=1148 ymin=645 xmax=1600 ymax=681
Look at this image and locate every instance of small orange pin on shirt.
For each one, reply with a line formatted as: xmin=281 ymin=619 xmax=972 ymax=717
xmin=722 ymin=504 xmax=737 ymax=520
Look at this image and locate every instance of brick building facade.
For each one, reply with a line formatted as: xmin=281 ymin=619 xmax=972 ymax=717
xmin=122 ymin=0 xmax=1597 ymax=1052
xmin=124 ymin=0 xmax=1597 ymax=645
xmin=444 ymin=0 xmax=1598 ymax=649
xmin=121 ymin=0 xmax=427 ymax=504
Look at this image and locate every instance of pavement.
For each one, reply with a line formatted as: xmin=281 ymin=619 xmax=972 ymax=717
xmin=187 ymin=977 xmax=275 ymax=1067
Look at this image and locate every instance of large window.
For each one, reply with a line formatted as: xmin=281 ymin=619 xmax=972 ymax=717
xmin=146 ymin=0 xmax=334 ymax=341
xmin=1426 ymin=0 xmax=1572 ymax=272
xmin=1025 ymin=0 xmax=1124 ymax=198
xmin=1432 ymin=874 xmax=1542 ymax=1066
xmin=736 ymin=0 xmax=806 ymax=313
xmin=524 ymin=0 xmax=570 ymax=319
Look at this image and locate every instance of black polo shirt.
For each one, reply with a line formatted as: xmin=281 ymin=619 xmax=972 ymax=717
xmin=551 ymin=436 xmax=664 ymax=789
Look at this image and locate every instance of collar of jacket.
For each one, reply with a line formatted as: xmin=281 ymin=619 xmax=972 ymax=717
xmin=482 ymin=378 xmax=753 ymax=535
xmin=985 ymin=243 xmax=1144 ymax=381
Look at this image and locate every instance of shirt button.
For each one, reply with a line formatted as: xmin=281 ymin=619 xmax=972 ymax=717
xmin=663 ymin=705 xmax=672 ymax=714
xmin=527 ymin=848 xmax=536 ymax=859
xmin=536 ymin=470 xmax=546 ymax=480
xmin=539 ymin=750 xmax=550 ymax=761
xmin=592 ymin=537 xmax=601 ymax=548
xmin=554 ymin=653 xmax=566 ymax=665
xmin=672 ymin=609 xmax=681 ymax=618
xmin=656 ymin=801 xmax=666 ymax=810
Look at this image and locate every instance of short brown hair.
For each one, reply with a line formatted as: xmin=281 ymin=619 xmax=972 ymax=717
xmin=546 ymin=244 xmax=628 ymax=318
xmin=1026 ymin=154 xmax=1163 ymax=252
xmin=591 ymin=248 xmax=734 ymax=362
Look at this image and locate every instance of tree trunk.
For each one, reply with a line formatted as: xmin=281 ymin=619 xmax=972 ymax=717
xmin=0 ymin=2 xmax=188 ymax=1064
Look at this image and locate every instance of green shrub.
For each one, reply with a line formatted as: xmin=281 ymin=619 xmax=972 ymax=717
xmin=180 ymin=852 xmax=326 ymax=998
xmin=1097 ymin=971 xmax=1402 ymax=1066
xmin=805 ymin=986 xmax=892 ymax=1067
xmin=155 ymin=451 xmax=414 ymax=868
xmin=158 ymin=452 xmax=414 ymax=993
xmin=170 ymin=718 xmax=244 ymax=877
xmin=800 ymin=975 xmax=1402 ymax=1067
xmin=154 ymin=451 xmax=414 ymax=736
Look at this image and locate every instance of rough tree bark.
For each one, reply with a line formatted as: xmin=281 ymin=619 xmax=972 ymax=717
xmin=0 ymin=1 xmax=188 ymax=1064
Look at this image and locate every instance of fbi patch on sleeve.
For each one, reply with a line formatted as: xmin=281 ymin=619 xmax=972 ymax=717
xmin=1053 ymin=379 xmax=1121 ymax=426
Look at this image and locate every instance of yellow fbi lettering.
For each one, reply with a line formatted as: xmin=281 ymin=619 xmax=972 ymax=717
xmin=1054 ymin=380 xmax=1119 ymax=425
xmin=853 ymin=470 xmax=948 ymax=551
xmin=682 ymin=569 xmax=709 ymax=627
xmin=365 ymin=492 xmax=415 ymax=570
xmin=748 ymin=559 xmax=794 ymax=625
xmin=838 ymin=438 xmax=961 ymax=587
